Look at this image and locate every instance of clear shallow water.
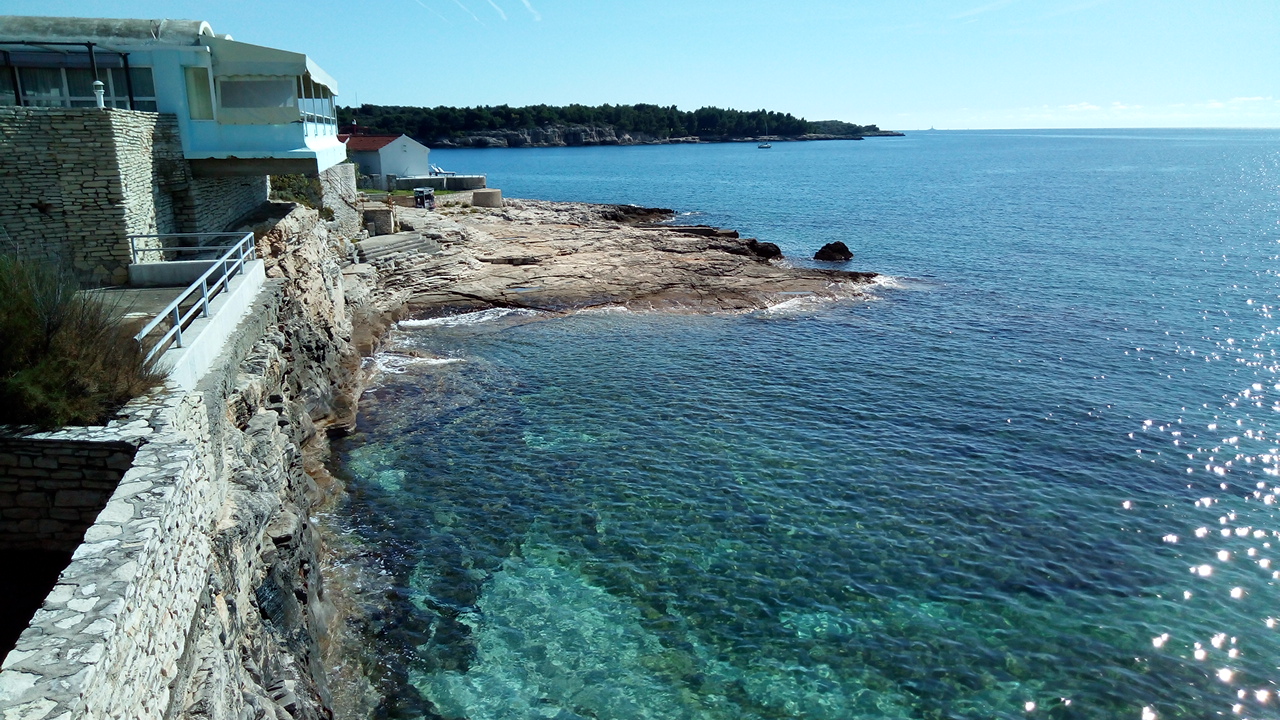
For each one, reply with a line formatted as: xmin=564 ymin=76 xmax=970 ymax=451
xmin=336 ymin=130 xmax=1280 ymax=719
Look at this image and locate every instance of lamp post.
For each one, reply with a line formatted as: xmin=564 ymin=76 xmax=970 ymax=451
xmin=92 ymin=80 xmax=105 ymax=109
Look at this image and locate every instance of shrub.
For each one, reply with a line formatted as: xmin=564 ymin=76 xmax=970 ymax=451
xmin=0 ymin=255 xmax=163 ymax=429
xmin=270 ymin=173 xmax=325 ymax=209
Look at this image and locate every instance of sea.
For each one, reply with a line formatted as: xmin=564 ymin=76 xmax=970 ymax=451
xmin=330 ymin=130 xmax=1280 ymax=720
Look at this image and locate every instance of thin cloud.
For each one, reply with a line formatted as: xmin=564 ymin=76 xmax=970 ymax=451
xmin=1065 ymin=102 xmax=1100 ymax=112
xmin=485 ymin=0 xmax=508 ymax=20
xmin=451 ymin=0 xmax=485 ymax=24
xmin=952 ymin=0 xmax=1021 ymax=20
xmin=412 ymin=0 xmax=451 ymax=24
xmin=520 ymin=0 xmax=542 ymax=21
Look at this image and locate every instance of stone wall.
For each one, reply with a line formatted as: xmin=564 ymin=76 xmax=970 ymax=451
xmin=0 ymin=108 xmax=270 ymax=287
xmin=0 ymin=440 xmax=138 ymax=552
xmin=189 ymin=176 xmax=271 ymax=235
xmin=0 ymin=206 xmax=392 ymax=720
xmin=319 ymin=162 xmax=361 ymax=239
xmin=0 ymin=108 xmax=131 ymax=284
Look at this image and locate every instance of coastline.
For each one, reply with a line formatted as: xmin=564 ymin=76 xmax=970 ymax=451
xmin=359 ymin=194 xmax=878 ymax=318
xmin=429 ymin=130 xmax=905 ymax=150
xmin=321 ymin=193 xmax=881 ymax=715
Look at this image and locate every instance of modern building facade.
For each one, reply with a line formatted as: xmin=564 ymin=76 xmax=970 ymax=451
xmin=0 ymin=16 xmax=344 ymax=176
xmin=0 ymin=16 xmax=355 ymax=286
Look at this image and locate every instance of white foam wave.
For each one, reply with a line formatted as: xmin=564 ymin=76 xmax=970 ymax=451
xmin=399 ymin=307 xmax=544 ymax=328
xmin=760 ymin=295 xmax=825 ymax=314
xmin=374 ymin=353 xmax=462 ymax=374
xmin=576 ymin=305 xmax=633 ymax=315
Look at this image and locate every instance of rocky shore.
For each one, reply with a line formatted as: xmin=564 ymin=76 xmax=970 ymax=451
xmin=356 ymin=195 xmax=877 ymax=316
xmin=429 ymin=124 xmax=904 ymax=148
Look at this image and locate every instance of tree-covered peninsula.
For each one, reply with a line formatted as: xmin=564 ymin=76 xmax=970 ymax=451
xmin=338 ymin=103 xmax=897 ymax=148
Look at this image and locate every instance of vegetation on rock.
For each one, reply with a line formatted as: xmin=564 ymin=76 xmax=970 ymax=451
xmin=0 ymin=255 xmax=162 ymax=429
xmin=339 ymin=103 xmax=881 ymax=143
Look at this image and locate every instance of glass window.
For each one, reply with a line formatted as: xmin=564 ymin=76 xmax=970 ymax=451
xmin=128 ymin=67 xmax=155 ymax=97
xmin=184 ymin=67 xmax=214 ymax=120
xmin=219 ymin=78 xmax=294 ymax=108
xmin=65 ymin=68 xmax=97 ymax=97
xmin=0 ymin=70 xmax=16 ymax=106
xmin=18 ymin=67 xmax=64 ymax=106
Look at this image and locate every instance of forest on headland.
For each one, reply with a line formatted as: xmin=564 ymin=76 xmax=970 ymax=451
xmin=338 ymin=103 xmax=886 ymax=143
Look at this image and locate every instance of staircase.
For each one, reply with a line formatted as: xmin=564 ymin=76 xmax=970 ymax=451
xmin=354 ymin=231 xmax=443 ymax=265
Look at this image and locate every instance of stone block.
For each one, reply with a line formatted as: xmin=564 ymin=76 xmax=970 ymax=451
xmin=55 ymin=490 xmax=106 ymax=508
xmin=16 ymin=492 xmax=49 ymax=508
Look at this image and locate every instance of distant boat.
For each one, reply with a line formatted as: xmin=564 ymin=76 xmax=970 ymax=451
xmin=759 ymin=119 xmax=772 ymax=148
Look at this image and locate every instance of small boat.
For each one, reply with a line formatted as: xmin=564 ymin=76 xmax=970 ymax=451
xmin=758 ymin=142 xmax=772 ymax=149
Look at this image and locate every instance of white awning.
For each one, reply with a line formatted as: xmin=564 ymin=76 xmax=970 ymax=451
xmin=203 ymin=35 xmax=338 ymax=94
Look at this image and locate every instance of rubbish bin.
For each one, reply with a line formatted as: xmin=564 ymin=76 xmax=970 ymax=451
xmin=414 ymin=187 xmax=436 ymax=210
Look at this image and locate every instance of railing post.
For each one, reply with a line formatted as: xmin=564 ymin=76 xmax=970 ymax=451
xmin=173 ymin=306 xmax=183 ymax=348
xmin=200 ymin=277 xmax=209 ymax=318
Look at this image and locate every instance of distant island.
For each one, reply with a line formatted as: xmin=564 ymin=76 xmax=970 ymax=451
xmin=337 ymin=103 xmax=903 ymax=149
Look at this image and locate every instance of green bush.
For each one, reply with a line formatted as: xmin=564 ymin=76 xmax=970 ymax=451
xmin=0 ymin=256 xmax=163 ymax=429
xmin=270 ymin=173 xmax=324 ymax=209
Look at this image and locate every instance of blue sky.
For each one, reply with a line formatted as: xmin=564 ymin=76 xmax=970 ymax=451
xmin=6 ymin=0 xmax=1278 ymax=129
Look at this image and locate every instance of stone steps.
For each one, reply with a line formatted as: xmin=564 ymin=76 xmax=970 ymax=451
xmin=355 ymin=231 xmax=442 ymax=264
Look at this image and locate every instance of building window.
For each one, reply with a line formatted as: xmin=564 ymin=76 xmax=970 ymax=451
xmin=219 ymin=78 xmax=295 ymax=108
xmin=184 ymin=67 xmax=214 ymax=120
xmin=0 ymin=66 xmax=156 ymax=110
xmin=297 ymin=74 xmax=337 ymax=135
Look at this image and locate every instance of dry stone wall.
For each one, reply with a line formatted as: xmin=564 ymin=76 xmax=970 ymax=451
xmin=0 ymin=108 xmax=270 ymax=287
xmin=0 ymin=440 xmax=138 ymax=552
xmin=319 ymin=162 xmax=361 ymax=239
xmin=0 ymin=205 xmax=387 ymax=720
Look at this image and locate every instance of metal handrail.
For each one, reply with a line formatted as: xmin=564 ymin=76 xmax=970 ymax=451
xmin=132 ymin=232 xmax=257 ymax=364
xmin=129 ymin=232 xmax=252 ymax=264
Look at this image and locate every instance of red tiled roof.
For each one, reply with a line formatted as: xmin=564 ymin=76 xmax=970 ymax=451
xmin=339 ymin=134 xmax=402 ymax=151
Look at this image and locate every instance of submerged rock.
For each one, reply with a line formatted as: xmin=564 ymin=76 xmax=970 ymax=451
xmin=814 ymin=241 xmax=853 ymax=262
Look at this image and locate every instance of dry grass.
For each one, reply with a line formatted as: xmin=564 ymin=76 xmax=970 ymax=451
xmin=0 ymin=255 xmax=163 ymax=429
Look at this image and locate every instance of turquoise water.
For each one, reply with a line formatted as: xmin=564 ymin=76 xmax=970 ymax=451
xmin=337 ymin=131 xmax=1280 ymax=719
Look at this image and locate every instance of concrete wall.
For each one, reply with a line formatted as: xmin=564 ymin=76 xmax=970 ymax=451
xmin=0 ymin=108 xmax=269 ymax=287
xmin=392 ymin=174 xmax=487 ymax=191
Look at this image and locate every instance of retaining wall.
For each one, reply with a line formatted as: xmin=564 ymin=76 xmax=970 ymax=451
xmin=0 ymin=440 xmax=138 ymax=552
xmin=0 ymin=108 xmax=269 ymax=287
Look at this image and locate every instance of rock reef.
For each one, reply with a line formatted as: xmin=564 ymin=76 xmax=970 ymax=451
xmin=357 ymin=196 xmax=877 ymax=315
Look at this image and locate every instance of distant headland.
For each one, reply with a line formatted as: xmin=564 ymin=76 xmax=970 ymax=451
xmin=338 ymin=103 xmax=903 ymax=149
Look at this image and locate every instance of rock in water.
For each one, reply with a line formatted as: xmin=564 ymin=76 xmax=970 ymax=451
xmin=814 ymin=241 xmax=853 ymax=262
xmin=746 ymin=239 xmax=782 ymax=260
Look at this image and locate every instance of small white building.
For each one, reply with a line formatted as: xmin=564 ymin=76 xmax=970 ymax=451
xmin=0 ymin=16 xmax=345 ymax=176
xmin=339 ymin=134 xmax=432 ymax=178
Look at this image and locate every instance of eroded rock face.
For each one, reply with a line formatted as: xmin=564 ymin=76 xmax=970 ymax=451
xmin=167 ymin=205 xmax=402 ymax=720
xmin=814 ymin=241 xmax=854 ymax=262
xmin=364 ymin=198 xmax=875 ymax=316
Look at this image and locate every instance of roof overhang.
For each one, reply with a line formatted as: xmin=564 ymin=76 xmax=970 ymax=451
xmin=0 ymin=16 xmax=215 ymax=48
xmin=203 ymin=36 xmax=337 ymax=94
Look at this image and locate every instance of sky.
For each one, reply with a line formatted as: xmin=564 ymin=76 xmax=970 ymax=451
xmin=4 ymin=0 xmax=1278 ymax=129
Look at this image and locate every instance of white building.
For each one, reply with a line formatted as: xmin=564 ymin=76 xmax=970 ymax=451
xmin=339 ymin=133 xmax=432 ymax=178
xmin=0 ymin=16 xmax=345 ymax=176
